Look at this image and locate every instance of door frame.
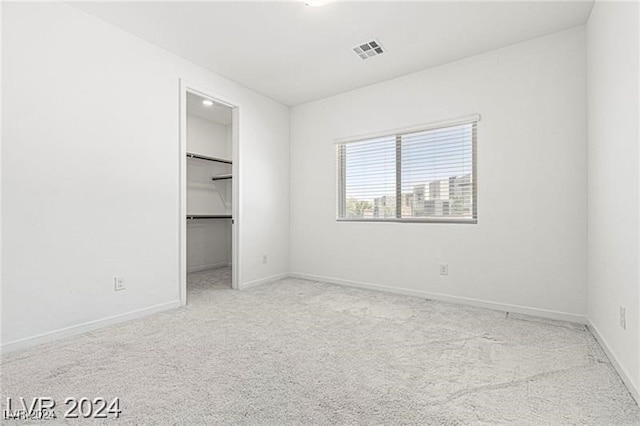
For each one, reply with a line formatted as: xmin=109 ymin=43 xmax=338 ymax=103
xmin=179 ymin=79 xmax=241 ymax=304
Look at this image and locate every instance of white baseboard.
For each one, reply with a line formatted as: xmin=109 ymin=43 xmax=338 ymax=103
xmin=587 ymin=322 xmax=640 ymax=405
xmin=1 ymin=300 xmax=181 ymax=354
xmin=289 ymin=272 xmax=588 ymax=324
xmin=239 ymin=272 xmax=289 ymax=290
xmin=187 ymin=262 xmax=230 ymax=273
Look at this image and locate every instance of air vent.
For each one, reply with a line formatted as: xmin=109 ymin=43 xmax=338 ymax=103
xmin=353 ymin=39 xmax=384 ymax=60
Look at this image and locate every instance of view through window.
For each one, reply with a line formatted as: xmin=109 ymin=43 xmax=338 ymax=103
xmin=337 ymin=118 xmax=477 ymax=222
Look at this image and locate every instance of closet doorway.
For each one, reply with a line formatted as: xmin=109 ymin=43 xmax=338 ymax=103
xmin=179 ymin=81 xmax=239 ymax=304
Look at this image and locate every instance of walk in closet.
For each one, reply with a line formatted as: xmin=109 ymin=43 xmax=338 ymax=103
xmin=186 ymin=92 xmax=233 ymax=290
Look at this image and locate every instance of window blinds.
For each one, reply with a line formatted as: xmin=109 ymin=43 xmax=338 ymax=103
xmin=336 ymin=117 xmax=478 ymax=223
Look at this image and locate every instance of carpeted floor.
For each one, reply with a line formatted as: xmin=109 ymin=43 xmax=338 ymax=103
xmin=1 ymin=266 xmax=639 ymax=424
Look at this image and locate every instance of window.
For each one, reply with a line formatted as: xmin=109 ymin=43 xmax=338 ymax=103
xmin=336 ymin=116 xmax=478 ymax=223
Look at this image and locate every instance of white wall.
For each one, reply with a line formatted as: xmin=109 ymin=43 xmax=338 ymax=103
xmin=1 ymin=3 xmax=290 ymax=349
xmin=0 ymin=2 xmax=3 ymax=343
xmin=290 ymin=27 xmax=587 ymax=321
xmin=187 ymin=114 xmax=230 ymax=160
xmin=586 ymin=1 xmax=639 ymax=397
xmin=186 ymin=221 xmax=231 ymax=273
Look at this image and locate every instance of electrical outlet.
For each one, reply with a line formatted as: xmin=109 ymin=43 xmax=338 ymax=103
xmin=262 ymin=255 xmax=268 ymax=264
xmin=439 ymin=263 xmax=448 ymax=276
xmin=114 ymin=276 xmax=125 ymax=291
xmin=619 ymin=306 xmax=626 ymax=330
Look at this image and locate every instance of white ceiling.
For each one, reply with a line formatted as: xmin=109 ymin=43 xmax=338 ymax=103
xmin=187 ymin=92 xmax=233 ymax=125
xmin=72 ymin=1 xmax=594 ymax=106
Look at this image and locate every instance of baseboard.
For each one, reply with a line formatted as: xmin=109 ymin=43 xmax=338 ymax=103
xmin=239 ymin=272 xmax=289 ymax=290
xmin=587 ymin=322 xmax=640 ymax=405
xmin=289 ymin=272 xmax=588 ymax=324
xmin=1 ymin=300 xmax=181 ymax=354
xmin=187 ymin=262 xmax=230 ymax=273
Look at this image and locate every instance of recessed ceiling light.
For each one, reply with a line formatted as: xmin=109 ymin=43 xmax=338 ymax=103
xmin=305 ymin=0 xmax=330 ymax=7
xmin=202 ymin=99 xmax=214 ymax=107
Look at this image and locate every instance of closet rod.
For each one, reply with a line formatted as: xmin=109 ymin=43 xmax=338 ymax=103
xmin=211 ymin=174 xmax=232 ymax=181
xmin=186 ymin=152 xmax=232 ymax=164
xmin=186 ymin=215 xmax=232 ymax=220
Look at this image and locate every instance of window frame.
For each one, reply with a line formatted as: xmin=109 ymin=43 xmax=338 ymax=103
xmin=336 ymin=114 xmax=479 ymax=224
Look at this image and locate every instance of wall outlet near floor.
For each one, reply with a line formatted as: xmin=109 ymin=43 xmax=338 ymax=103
xmin=262 ymin=255 xmax=268 ymax=264
xmin=114 ymin=276 xmax=126 ymax=291
xmin=619 ymin=306 xmax=626 ymax=330
xmin=439 ymin=263 xmax=449 ymax=276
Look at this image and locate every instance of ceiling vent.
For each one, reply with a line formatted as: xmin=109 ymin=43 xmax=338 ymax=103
xmin=353 ymin=39 xmax=384 ymax=60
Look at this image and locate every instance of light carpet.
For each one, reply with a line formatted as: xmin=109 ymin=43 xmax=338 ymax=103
xmin=1 ymin=267 xmax=639 ymax=424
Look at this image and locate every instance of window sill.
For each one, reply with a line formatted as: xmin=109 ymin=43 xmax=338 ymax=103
xmin=336 ymin=218 xmax=478 ymax=224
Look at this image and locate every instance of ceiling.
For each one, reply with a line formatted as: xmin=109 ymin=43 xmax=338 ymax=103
xmin=72 ymin=1 xmax=594 ymax=106
xmin=187 ymin=92 xmax=233 ymax=125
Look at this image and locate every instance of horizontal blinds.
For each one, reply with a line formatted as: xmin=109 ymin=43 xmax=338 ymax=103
xmin=337 ymin=121 xmax=477 ymax=221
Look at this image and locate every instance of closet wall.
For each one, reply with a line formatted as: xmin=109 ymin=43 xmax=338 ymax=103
xmin=186 ymin=107 xmax=232 ymax=273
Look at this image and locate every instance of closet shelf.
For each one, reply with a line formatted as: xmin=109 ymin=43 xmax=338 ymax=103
xmin=187 ymin=215 xmax=232 ymax=220
xmin=211 ymin=174 xmax=232 ymax=181
xmin=187 ymin=152 xmax=232 ymax=164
